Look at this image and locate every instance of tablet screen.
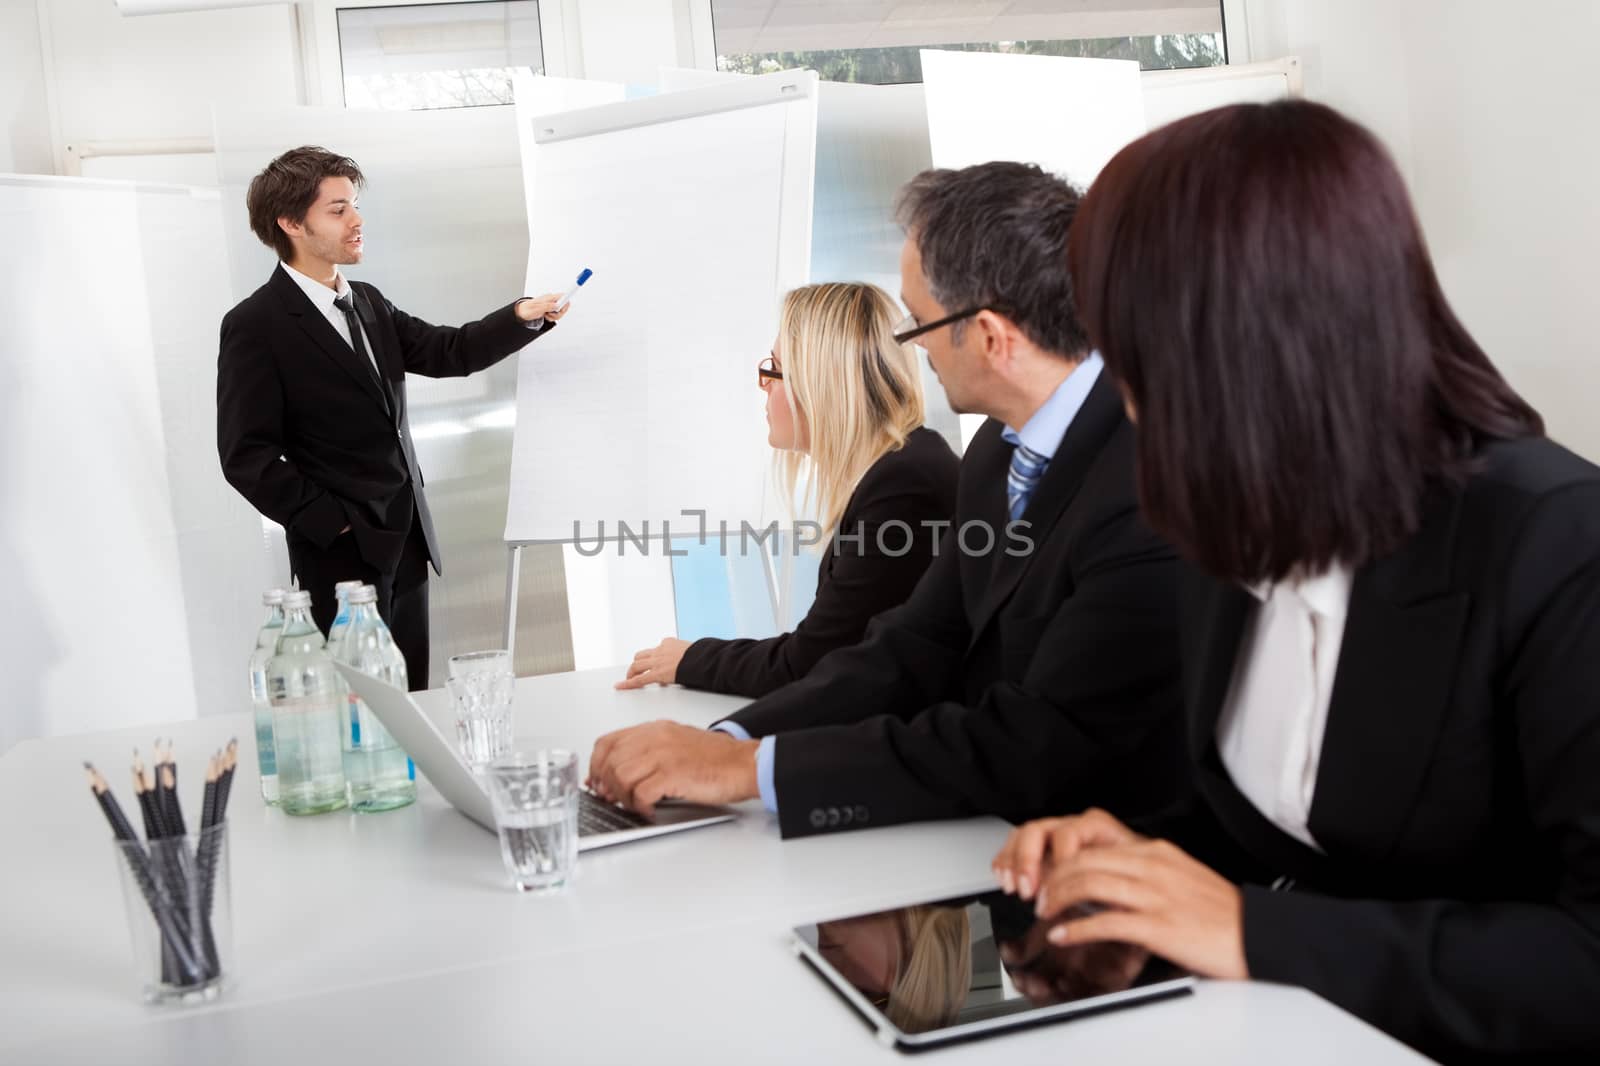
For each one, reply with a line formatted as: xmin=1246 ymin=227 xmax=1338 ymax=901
xmin=794 ymin=890 xmax=1191 ymax=1045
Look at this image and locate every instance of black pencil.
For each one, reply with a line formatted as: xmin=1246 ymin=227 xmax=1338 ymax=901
xmin=146 ymin=739 xmax=170 ymax=838
xmin=135 ymin=762 xmax=180 ymax=986
xmin=155 ymin=740 xmax=182 ymax=838
xmin=132 ymin=753 xmax=161 ymax=843
xmin=195 ymin=755 xmax=222 ymax=978
xmin=159 ymin=763 xmax=186 ymax=838
xmin=84 ymin=763 xmax=139 ymax=843
xmin=200 ymin=754 xmax=218 ymax=833
xmin=215 ymin=738 xmax=239 ymax=822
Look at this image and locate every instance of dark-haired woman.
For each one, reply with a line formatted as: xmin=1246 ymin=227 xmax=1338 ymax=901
xmin=992 ymin=100 xmax=1600 ymax=1063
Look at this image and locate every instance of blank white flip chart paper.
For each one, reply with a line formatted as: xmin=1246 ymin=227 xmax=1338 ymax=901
xmin=505 ymin=71 xmax=818 ymax=546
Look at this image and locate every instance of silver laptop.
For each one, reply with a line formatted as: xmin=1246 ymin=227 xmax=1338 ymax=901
xmin=334 ymin=663 xmax=737 ymax=850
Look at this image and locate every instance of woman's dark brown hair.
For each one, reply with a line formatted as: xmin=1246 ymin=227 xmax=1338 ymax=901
xmin=1069 ymin=100 xmax=1542 ymax=583
xmin=246 ymin=145 xmax=365 ymax=261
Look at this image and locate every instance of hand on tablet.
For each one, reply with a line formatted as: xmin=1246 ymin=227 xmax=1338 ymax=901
xmin=998 ymin=916 xmax=1149 ymax=1005
xmin=994 ymin=809 xmax=1249 ymax=981
xmin=991 ymin=807 xmax=1140 ymax=900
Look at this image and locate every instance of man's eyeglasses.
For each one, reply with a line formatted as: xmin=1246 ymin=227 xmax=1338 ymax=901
xmin=758 ymin=356 xmax=784 ymax=389
xmin=892 ymin=306 xmax=988 ymax=346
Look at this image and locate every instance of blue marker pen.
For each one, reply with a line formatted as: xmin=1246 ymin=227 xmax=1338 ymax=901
xmin=556 ymin=267 xmax=593 ymax=310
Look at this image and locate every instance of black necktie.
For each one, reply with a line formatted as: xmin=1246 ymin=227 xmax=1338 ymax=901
xmin=332 ymin=294 xmax=385 ymax=397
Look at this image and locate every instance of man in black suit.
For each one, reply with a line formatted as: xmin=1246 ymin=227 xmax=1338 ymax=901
xmin=217 ymin=145 xmax=568 ymax=688
xmin=587 ymin=162 xmax=1185 ymax=839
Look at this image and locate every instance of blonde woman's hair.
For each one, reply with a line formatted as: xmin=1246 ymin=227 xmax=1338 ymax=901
xmin=774 ymin=282 xmax=926 ymax=538
xmin=885 ymin=905 xmax=973 ymax=1032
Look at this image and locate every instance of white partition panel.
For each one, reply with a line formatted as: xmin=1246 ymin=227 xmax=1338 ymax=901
xmin=1142 ymin=57 xmax=1302 ymax=129
xmin=134 ymin=184 xmax=275 ymax=724
xmin=659 ymin=68 xmax=961 ymax=454
xmin=0 ymin=177 xmax=208 ymax=749
xmin=921 ymin=50 xmax=1146 ymax=188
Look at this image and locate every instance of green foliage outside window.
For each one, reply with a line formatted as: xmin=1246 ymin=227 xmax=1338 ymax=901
xmin=718 ymin=34 xmax=1225 ymax=84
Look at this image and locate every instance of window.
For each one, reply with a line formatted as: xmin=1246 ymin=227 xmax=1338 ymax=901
xmin=337 ymin=1 xmax=544 ymax=110
xmin=711 ymin=1 xmax=1226 ymax=83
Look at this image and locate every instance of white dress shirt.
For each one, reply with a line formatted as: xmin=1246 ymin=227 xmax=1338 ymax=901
xmin=279 ymin=261 xmax=381 ymax=377
xmin=1214 ymin=565 xmax=1353 ymax=851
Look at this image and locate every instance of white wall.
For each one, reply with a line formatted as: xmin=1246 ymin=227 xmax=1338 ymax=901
xmin=12 ymin=0 xmax=701 ymax=175
xmin=1 ymin=0 xmax=54 ymax=173
xmin=569 ymin=0 xmax=695 ymax=84
xmin=37 ymin=0 xmax=301 ymax=166
xmin=1242 ymin=0 xmax=1600 ymax=460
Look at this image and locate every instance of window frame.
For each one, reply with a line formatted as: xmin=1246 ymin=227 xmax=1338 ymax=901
xmin=306 ymin=0 xmax=573 ymax=107
xmin=692 ymin=0 xmax=1252 ymax=80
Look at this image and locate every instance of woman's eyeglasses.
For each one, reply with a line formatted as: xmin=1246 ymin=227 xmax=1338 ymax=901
xmin=758 ymin=356 xmax=784 ymax=389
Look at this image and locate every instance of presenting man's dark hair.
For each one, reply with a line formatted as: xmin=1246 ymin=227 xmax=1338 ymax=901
xmin=246 ymin=146 xmax=365 ymax=261
xmin=894 ymin=161 xmax=1089 ymax=360
xmin=1069 ymin=100 xmax=1543 ymax=584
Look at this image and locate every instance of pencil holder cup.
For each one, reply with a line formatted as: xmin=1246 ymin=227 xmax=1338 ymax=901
xmin=112 ymin=822 xmax=233 ymax=1005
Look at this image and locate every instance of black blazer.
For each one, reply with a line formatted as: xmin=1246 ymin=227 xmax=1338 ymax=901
xmin=724 ymin=375 xmax=1185 ymax=839
xmin=676 ymin=426 xmax=959 ymax=698
xmin=1159 ymin=436 xmax=1600 ymax=1065
xmin=216 ymin=266 xmax=546 ymax=575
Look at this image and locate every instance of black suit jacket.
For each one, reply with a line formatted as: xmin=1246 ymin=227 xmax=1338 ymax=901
xmin=216 ymin=265 xmax=547 ymax=575
xmin=1158 ymin=436 xmax=1600 ymax=1065
xmin=724 ymin=375 xmax=1185 ymax=838
xmin=676 ymin=426 xmax=960 ymax=698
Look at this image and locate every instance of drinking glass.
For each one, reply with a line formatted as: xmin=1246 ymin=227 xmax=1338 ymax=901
xmin=447 ymin=650 xmax=514 ymax=768
xmin=113 ymin=822 xmax=232 ymax=1004
xmin=484 ymin=751 xmax=579 ymax=894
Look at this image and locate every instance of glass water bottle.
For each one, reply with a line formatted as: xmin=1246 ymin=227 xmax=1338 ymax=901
xmin=330 ymin=585 xmax=417 ymax=813
xmin=249 ymin=588 xmax=287 ymax=805
xmin=266 ymin=590 xmax=349 ymax=816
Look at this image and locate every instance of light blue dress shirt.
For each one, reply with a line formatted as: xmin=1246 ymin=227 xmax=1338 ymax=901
xmin=714 ymin=351 xmax=1105 ymax=814
xmin=1000 ymin=351 xmax=1103 ymax=460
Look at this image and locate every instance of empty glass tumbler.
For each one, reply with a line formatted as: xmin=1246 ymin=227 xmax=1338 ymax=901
xmin=485 ymin=751 xmax=579 ymax=894
xmin=447 ymin=651 xmax=514 ymax=768
xmin=113 ymin=822 xmax=232 ymax=1004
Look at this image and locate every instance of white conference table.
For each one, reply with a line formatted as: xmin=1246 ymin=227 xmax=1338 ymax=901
xmin=0 ymin=668 xmax=1435 ymax=1064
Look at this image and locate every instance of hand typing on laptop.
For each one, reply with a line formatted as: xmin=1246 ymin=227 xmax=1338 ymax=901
xmin=586 ymin=721 xmax=760 ymax=816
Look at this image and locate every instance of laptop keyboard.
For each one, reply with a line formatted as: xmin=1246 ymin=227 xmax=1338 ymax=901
xmin=578 ymin=791 xmax=652 ymax=836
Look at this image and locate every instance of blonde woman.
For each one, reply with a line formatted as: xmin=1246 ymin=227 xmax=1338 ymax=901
xmin=617 ymin=282 xmax=959 ymax=697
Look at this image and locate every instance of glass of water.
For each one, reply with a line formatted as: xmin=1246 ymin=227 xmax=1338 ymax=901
xmin=484 ymin=751 xmax=579 ymax=894
xmin=447 ymin=650 xmax=514 ymax=768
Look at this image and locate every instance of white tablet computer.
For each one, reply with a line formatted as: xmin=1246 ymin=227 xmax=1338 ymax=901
xmin=792 ymin=891 xmax=1194 ymax=1051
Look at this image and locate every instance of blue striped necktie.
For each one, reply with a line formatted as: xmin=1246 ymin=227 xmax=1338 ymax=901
xmin=1007 ymin=442 xmax=1049 ymax=522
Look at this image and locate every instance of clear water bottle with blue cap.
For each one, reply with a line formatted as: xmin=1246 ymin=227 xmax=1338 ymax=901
xmin=249 ymin=588 xmax=287 ymax=805
xmin=330 ymin=585 xmax=417 ymax=812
